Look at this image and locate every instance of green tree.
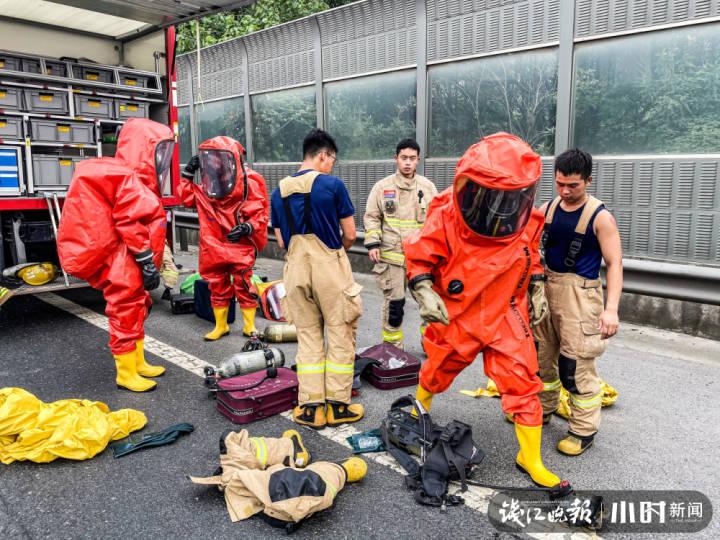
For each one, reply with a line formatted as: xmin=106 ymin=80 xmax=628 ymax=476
xmin=177 ymin=0 xmax=353 ymax=53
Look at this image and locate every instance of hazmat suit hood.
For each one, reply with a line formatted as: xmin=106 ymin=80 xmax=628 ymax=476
xmin=197 ymin=136 xmax=247 ymax=205
xmin=115 ymin=118 xmax=175 ymax=197
xmin=453 ymin=132 xmax=541 ymax=240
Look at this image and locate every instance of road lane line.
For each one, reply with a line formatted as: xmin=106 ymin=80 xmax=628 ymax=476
xmin=38 ymin=292 xmax=599 ymax=539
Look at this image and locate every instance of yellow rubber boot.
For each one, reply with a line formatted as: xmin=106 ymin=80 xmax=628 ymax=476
xmin=282 ymin=429 xmax=311 ymax=467
xmin=341 ymin=457 xmax=368 ymax=483
xmin=204 ymin=306 xmax=230 ymax=341
xmin=241 ymin=307 xmax=258 ymax=337
xmin=411 ymin=385 xmax=434 ymax=417
xmin=135 ymin=339 xmax=165 ymax=377
xmin=114 ymin=350 xmax=156 ymax=392
xmin=514 ymin=424 xmax=561 ymax=487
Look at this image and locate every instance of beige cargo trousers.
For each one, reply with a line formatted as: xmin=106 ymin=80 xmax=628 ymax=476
xmin=279 ymin=172 xmax=363 ymax=406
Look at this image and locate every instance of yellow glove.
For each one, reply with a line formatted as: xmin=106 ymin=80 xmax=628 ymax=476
xmin=529 ymin=280 xmax=549 ymax=327
xmin=412 ymin=279 xmax=449 ymax=325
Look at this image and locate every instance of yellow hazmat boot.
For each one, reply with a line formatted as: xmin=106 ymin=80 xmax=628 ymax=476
xmin=282 ymin=429 xmax=311 ymax=467
xmin=341 ymin=457 xmax=368 ymax=482
xmin=135 ymin=339 xmax=165 ymax=377
xmin=326 ymin=402 xmax=364 ymax=426
xmin=411 ymin=385 xmax=434 ymax=417
xmin=293 ymin=404 xmax=326 ymax=430
xmin=115 ymin=350 xmax=156 ymax=392
xmin=204 ymin=306 xmax=230 ymax=341
xmin=515 ymin=424 xmax=561 ymax=487
xmin=241 ymin=307 xmax=258 ymax=337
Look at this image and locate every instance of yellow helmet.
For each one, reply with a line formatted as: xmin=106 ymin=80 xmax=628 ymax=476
xmin=16 ymin=263 xmax=57 ymax=286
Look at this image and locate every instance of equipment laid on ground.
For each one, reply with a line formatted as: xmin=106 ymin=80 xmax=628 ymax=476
xmin=194 ymin=278 xmax=236 ymax=323
xmin=209 ymin=368 xmax=299 ymax=425
xmin=262 ymin=322 xmax=297 ymax=343
xmin=256 ymin=279 xmax=286 ymax=321
xmin=203 ymin=347 xmax=285 ymax=384
xmin=170 ymin=293 xmax=195 ymax=314
xmin=380 ymin=395 xmax=604 ymax=527
xmin=110 ymin=423 xmax=194 ymax=458
xmin=355 ymin=343 xmax=421 ymax=389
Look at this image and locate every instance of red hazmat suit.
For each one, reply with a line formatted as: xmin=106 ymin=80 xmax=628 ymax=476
xmin=177 ymin=137 xmax=269 ymax=308
xmin=404 ymin=133 xmax=546 ymax=426
xmin=57 ymin=119 xmax=174 ymax=354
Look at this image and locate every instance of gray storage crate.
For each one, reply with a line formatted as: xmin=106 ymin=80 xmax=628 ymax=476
xmin=0 ymin=54 xmax=21 ymax=71
xmin=114 ymin=99 xmax=149 ymax=119
xmin=0 ymin=87 xmax=23 ymax=110
xmin=30 ymin=119 xmax=95 ymax=144
xmin=119 ymin=72 xmax=149 ymax=88
xmin=0 ymin=116 xmax=23 ymax=140
xmin=74 ymin=94 xmax=113 ymax=119
xmin=21 ymin=58 xmax=42 ymax=73
xmin=32 ymin=154 xmax=83 ymax=187
xmin=45 ymin=60 xmax=68 ymax=77
xmin=73 ymin=64 xmax=113 ymax=84
xmin=23 ymin=89 xmax=69 ymax=114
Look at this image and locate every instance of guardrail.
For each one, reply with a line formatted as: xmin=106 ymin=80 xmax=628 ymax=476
xmin=173 ymin=210 xmax=720 ymax=306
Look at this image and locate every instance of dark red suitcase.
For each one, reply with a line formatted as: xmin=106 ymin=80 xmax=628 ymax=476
xmin=215 ymin=368 xmax=299 ymax=424
xmin=357 ymin=343 xmax=421 ymax=390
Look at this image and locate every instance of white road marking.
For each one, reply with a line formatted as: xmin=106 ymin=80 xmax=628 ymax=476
xmin=39 ymin=292 xmax=600 ymax=539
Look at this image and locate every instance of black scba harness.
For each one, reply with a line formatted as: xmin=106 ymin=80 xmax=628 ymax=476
xmin=381 ymin=396 xmax=603 ymax=527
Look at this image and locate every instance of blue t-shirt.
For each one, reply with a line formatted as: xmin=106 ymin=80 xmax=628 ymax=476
xmin=544 ymin=202 xmax=604 ymax=280
xmin=271 ymin=169 xmax=355 ymax=250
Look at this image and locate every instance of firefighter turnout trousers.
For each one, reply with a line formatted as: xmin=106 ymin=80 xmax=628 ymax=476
xmin=534 ymin=270 xmax=608 ymax=436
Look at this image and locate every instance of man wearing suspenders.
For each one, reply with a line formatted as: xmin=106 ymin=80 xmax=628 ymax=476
xmin=532 ymin=148 xmax=623 ymax=456
xmin=270 ymin=129 xmax=365 ymax=429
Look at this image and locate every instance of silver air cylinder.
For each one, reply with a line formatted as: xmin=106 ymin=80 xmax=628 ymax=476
xmin=217 ymin=347 xmax=285 ymax=378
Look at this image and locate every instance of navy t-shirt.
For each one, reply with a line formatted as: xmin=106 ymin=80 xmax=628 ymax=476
xmin=545 ymin=202 xmax=605 ymax=280
xmin=271 ymin=169 xmax=355 ymax=250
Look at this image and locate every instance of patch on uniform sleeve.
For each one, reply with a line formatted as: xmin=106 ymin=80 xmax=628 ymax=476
xmin=383 ymin=189 xmax=396 ymax=199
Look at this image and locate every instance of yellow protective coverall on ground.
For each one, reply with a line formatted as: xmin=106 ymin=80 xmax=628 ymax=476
xmin=0 ymin=387 xmax=146 ymax=464
xmin=363 ymin=172 xmax=437 ymax=348
xmin=279 ymin=172 xmax=363 ymax=408
xmin=190 ymin=430 xmax=348 ymax=526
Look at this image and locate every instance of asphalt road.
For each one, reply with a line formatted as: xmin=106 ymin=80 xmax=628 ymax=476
xmin=1 ymin=252 xmax=718 ymax=539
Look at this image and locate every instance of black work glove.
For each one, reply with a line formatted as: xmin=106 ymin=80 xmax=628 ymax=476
xmin=226 ymin=222 xmax=253 ymax=243
xmin=134 ymin=250 xmax=161 ymax=291
xmin=181 ymin=155 xmax=200 ymax=180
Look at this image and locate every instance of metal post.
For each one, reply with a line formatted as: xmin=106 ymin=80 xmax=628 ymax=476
xmin=179 ymin=226 xmax=188 ymax=252
xmin=415 ymin=0 xmax=428 ymax=175
xmin=240 ymin=40 xmax=254 ymax=165
xmin=554 ymin=0 xmax=576 ymax=154
xmin=311 ymin=16 xmax=324 ymax=130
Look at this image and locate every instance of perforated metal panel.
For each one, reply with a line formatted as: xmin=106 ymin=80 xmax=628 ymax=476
xmin=575 ymin=0 xmax=720 ymax=38
xmin=333 ymin=161 xmax=398 ymax=228
xmin=318 ymin=0 xmax=418 ymax=79
xmin=253 ymin=163 xmax=300 ymax=196
xmin=176 ymin=56 xmax=192 ymax=106
xmin=179 ymin=39 xmax=245 ymax=103
xmin=245 ymin=18 xmax=315 ymax=93
xmin=592 ymin=158 xmax=720 ymax=264
xmin=426 ymin=0 xmax=561 ymax=62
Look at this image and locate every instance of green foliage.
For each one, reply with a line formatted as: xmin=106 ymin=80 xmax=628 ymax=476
xmin=428 ymin=50 xmax=557 ymax=157
xmin=177 ymin=0 xmax=353 ymax=53
xmin=573 ymin=25 xmax=720 ymax=154
xmin=252 ymin=87 xmax=316 ymax=162
xmin=326 ymin=71 xmax=417 ymax=160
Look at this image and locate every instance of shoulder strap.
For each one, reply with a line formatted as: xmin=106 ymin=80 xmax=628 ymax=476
xmin=278 ymin=172 xmax=320 ymax=236
xmin=574 ymin=195 xmax=604 ymax=234
xmin=544 ymin=196 xmax=562 ymax=225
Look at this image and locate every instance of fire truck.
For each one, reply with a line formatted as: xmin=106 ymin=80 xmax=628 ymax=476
xmin=0 ymin=0 xmax=249 ymax=305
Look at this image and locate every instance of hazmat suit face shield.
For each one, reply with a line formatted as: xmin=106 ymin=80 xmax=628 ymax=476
xmin=155 ymin=140 xmax=175 ymax=195
xmin=455 ymin=176 xmax=537 ymax=238
xmin=199 ymin=149 xmax=237 ymax=199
